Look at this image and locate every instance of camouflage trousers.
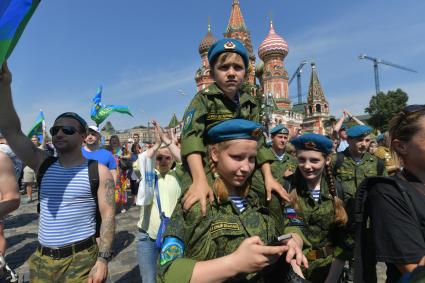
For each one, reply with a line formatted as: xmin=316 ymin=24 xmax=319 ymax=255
xmin=28 ymin=243 xmax=98 ymax=283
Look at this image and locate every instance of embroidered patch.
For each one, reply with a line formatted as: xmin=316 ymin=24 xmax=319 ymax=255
xmin=206 ymin=112 xmax=233 ymax=122
xmin=210 ymin=222 xmax=240 ymax=234
xmin=183 ymin=109 xmax=195 ymax=133
xmin=160 ymin=237 xmax=184 ymax=266
xmin=251 ymin=128 xmax=262 ymax=138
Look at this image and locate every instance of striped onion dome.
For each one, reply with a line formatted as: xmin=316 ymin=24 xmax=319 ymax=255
xmin=258 ymin=22 xmax=288 ymax=60
xmin=199 ymin=24 xmax=217 ymax=55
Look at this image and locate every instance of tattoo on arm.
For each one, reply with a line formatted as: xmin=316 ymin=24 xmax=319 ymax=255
xmin=104 ymin=179 xmax=115 ymax=206
xmin=99 ymin=214 xmax=115 ymax=252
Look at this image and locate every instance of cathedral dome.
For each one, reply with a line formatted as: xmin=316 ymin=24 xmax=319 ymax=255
xmin=199 ymin=25 xmax=217 ymax=55
xmin=258 ymin=22 xmax=288 ymax=60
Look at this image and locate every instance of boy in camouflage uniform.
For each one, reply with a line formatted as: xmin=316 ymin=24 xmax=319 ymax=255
xmin=180 ymin=38 xmax=287 ymax=215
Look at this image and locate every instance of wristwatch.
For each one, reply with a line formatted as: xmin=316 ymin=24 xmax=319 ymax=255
xmin=97 ymin=251 xmax=113 ymax=262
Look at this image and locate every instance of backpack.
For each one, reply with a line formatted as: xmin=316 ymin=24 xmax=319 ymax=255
xmin=333 ymin=152 xmax=385 ymax=176
xmin=36 ymin=156 xmax=101 ymax=237
xmin=353 ymin=176 xmax=424 ymax=283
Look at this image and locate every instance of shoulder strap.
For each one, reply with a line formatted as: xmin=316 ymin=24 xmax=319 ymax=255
xmin=333 ymin=152 xmax=345 ymax=175
xmin=154 ymin=174 xmax=164 ymax=217
xmin=88 ymin=159 xmax=100 ymax=197
xmin=87 ymin=159 xmax=101 ymax=238
xmin=37 ymin=156 xmax=58 ymax=213
xmin=377 ymin=158 xmax=385 ymax=176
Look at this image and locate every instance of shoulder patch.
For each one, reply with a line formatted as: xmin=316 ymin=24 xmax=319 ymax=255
xmin=160 ymin=237 xmax=184 ymax=266
xmin=183 ymin=109 xmax=195 ymax=133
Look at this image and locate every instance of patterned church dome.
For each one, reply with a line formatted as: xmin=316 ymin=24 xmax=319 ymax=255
xmin=199 ymin=24 xmax=217 ymax=55
xmin=258 ymin=22 xmax=288 ymax=60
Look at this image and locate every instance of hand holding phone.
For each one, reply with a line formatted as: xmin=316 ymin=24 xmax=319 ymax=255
xmin=268 ymin=234 xmax=292 ymax=246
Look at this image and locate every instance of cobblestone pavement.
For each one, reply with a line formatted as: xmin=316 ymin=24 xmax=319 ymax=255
xmin=4 ymin=193 xmax=387 ymax=283
xmin=4 ymin=193 xmax=142 ymax=283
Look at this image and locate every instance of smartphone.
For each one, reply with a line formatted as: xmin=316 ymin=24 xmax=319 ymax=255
xmin=268 ymin=234 xmax=292 ymax=246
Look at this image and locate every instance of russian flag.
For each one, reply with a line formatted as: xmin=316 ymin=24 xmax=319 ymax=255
xmin=0 ymin=0 xmax=40 ymax=65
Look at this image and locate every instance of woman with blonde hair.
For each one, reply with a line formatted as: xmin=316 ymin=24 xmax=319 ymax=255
xmin=158 ymin=119 xmax=307 ymax=283
xmin=284 ymin=133 xmax=349 ymax=283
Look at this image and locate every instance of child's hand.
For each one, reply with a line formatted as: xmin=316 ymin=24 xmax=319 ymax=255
xmin=264 ymin=175 xmax=290 ymax=202
xmin=182 ymin=179 xmax=214 ymax=216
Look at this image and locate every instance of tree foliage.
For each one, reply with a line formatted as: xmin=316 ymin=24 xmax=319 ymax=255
xmin=365 ymin=88 xmax=408 ymax=131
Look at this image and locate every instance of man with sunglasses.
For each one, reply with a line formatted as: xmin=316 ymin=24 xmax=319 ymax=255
xmin=83 ymin=125 xmax=117 ymax=183
xmin=0 ymin=62 xmax=115 ymax=283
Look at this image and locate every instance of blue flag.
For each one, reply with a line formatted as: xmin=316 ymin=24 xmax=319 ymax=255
xmin=0 ymin=0 xmax=41 ymax=65
xmin=27 ymin=110 xmax=44 ymax=141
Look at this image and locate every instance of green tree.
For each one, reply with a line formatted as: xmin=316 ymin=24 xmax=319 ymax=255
xmin=365 ymin=88 xmax=408 ymax=131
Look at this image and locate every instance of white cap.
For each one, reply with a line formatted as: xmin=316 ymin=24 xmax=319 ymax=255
xmin=127 ymin=138 xmax=134 ymax=143
xmin=88 ymin=125 xmax=100 ymax=133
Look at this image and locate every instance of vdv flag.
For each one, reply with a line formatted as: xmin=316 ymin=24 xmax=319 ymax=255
xmin=90 ymin=86 xmax=133 ymax=127
xmin=27 ymin=109 xmax=44 ymax=141
xmin=0 ymin=0 xmax=41 ymax=65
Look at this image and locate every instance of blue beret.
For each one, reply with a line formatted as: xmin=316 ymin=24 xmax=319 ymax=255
xmin=347 ymin=125 xmax=372 ymax=138
xmin=376 ymin=134 xmax=384 ymax=143
xmin=290 ymin=133 xmax=333 ymax=154
xmin=207 ymin=119 xmax=263 ymax=144
xmin=208 ymin=38 xmax=249 ymax=69
xmin=55 ymin=112 xmax=87 ymax=131
xmin=270 ymin=124 xmax=289 ymax=136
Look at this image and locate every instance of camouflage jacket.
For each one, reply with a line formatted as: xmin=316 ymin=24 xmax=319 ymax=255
xmin=180 ymin=83 xmax=273 ymax=165
xmin=283 ymin=176 xmax=349 ymax=278
xmin=158 ymin=189 xmax=300 ymax=282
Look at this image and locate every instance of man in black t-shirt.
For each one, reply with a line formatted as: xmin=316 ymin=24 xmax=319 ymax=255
xmin=368 ymin=170 xmax=425 ymax=282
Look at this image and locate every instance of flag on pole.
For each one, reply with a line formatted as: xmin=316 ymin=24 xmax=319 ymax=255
xmin=27 ymin=110 xmax=44 ymax=141
xmin=90 ymin=86 xmax=133 ymax=127
xmin=0 ymin=0 xmax=41 ymax=66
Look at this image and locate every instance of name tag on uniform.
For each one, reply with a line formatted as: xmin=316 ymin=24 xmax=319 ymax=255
xmin=210 ymin=221 xmax=240 ymax=234
xmin=206 ymin=112 xmax=233 ymax=122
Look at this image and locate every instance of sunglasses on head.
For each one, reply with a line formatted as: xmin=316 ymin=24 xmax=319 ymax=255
xmin=402 ymin=104 xmax=425 ymax=115
xmin=156 ymin=155 xmax=171 ymax=161
xmin=50 ymin=126 xmax=78 ymax=136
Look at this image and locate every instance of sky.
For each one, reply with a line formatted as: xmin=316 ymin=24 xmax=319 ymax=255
xmin=7 ymin=0 xmax=425 ymax=133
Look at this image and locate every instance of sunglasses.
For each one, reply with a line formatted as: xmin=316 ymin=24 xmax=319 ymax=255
xmin=156 ymin=155 xmax=172 ymax=161
xmin=50 ymin=126 xmax=78 ymax=136
xmin=402 ymin=104 xmax=425 ymax=115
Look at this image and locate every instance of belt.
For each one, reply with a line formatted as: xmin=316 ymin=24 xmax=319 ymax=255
xmin=38 ymin=236 xmax=96 ymax=260
xmin=306 ymin=246 xmax=334 ymax=261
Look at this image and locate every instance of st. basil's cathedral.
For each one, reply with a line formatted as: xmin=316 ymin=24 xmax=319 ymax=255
xmin=195 ymin=0 xmax=331 ymax=136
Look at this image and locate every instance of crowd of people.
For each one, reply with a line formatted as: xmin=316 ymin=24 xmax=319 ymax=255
xmin=0 ymin=37 xmax=423 ymax=283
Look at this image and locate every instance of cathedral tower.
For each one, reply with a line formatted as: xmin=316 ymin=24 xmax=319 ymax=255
xmin=224 ymin=0 xmax=256 ymax=85
xmin=303 ymin=63 xmax=330 ymax=134
xmin=195 ymin=22 xmax=217 ymax=91
xmin=258 ymin=20 xmax=290 ymax=110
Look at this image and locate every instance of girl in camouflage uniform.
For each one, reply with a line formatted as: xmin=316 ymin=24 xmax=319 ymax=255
xmin=158 ymin=119 xmax=307 ymax=283
xmin=284 ymin=133 xmax=349 ymax=283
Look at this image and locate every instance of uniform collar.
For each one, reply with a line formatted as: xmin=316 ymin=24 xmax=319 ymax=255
xmin=203 ymin=83 xmax=257 ymax=105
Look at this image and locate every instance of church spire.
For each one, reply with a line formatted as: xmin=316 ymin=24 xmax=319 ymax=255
xmin=226 ymin=0 xmax=247 ymax=32
xmin=307 ymin=63 xmax=327 ymax=104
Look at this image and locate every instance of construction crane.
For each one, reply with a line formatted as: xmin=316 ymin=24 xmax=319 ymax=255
xmin=359 ymin=54 xmax=417 ymax=95
xmin=289 ymin=60 xmax=308 ymax=104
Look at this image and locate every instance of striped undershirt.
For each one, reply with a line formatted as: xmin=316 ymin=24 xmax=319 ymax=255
xmin=229 ymin=196 xmax=248 ymax=212
xmin=38 ymin=160 xmax=96 ymax=247
xmin=311 ymin=189 xmax=321 ymax=202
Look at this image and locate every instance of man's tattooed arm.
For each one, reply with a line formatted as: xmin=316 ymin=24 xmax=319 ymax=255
xmin=98 ymin=175 xmax=116 ymax=253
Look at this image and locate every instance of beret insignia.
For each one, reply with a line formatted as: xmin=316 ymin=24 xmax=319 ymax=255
xmin=304 ymin=141 xmax=317 ymax=150
xmin=224 ymin=41 xmax=236 ymax=49
xmin=251 ymin=128 xmax=262 ymax=137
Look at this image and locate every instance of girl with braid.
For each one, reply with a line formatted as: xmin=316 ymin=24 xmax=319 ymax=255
xmin=283 ymin=133 xmax=349 ymax=283
xmin=158 ymin=119 xmax=308 ymax=283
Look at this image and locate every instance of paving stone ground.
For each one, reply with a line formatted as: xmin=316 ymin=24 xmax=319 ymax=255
xmin=3 ymin=191 xmax=387 ymax=283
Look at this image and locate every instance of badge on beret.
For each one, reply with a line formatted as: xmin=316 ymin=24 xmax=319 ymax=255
xmin=224 ymin=41 xmax=236 ymax=49
xmin=251 ymin=128 xmax=262 ymax=138
xmin=304 ymin=141 xmax=317 ymax=150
